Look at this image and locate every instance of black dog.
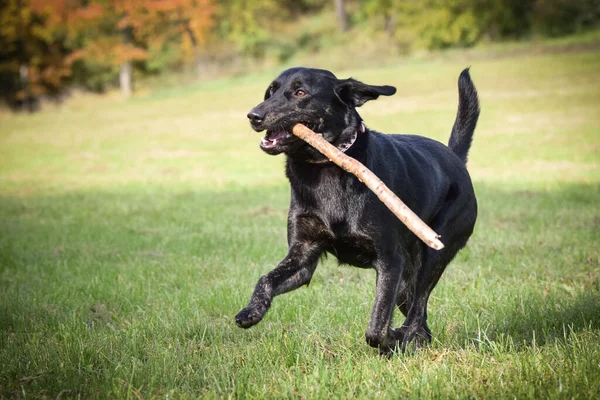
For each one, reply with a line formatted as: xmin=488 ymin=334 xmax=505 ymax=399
xmin=236 ymin=67 xmax=480 ymax=354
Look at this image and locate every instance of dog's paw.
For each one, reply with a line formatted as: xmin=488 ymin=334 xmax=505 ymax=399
xmin=378 ymin=342 xmax=400 ymax=357
xmin=394 ymin=326 xmax=432 ymax=353
xmin=235 ymin=308 xmax=261 ymax=328
xmin=235 ymin=300 xmax=270 ymax=329
xmin=366 ymin=331 xmax=399 ymax=356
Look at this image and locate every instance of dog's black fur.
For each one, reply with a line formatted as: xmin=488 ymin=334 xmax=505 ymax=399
xmin=236 ymin=67 xmax=480 ymax=354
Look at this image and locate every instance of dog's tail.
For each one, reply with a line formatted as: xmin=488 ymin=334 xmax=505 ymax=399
xmin=448 ymin=68 xmax=480 ymax=164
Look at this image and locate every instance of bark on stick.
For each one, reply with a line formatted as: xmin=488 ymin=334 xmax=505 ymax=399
xmin=292 ymin=123 xmax=445 ymax=250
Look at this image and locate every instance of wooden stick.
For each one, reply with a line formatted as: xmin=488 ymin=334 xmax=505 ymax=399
xmin=292 ymin=123 xmax=445 ymax=250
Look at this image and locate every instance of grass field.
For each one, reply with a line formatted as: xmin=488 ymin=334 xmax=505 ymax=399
xmin=1 ymin=48 xmax=599 ymax=398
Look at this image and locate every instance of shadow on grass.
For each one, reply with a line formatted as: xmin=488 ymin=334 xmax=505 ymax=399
xmin=468 ymin=291 xmax=600 ymax=351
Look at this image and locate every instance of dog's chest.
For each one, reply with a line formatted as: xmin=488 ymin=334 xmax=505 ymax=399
xmin=294 ymin=172 xmax=377 ymax=267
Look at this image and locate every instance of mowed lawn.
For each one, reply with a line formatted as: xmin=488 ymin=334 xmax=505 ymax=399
xmin=1 ymin=49 xmax=599 ymax=398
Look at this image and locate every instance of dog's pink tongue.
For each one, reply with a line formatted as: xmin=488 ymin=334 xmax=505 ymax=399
xmin=269 ymin=130 xmax=289 ymax=140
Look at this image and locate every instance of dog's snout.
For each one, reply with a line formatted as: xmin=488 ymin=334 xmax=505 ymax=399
xmin=247 ymin=110 xmax=265 ymax=124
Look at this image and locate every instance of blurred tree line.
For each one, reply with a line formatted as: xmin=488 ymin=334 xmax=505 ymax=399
xmin=361 ymin=0 xmax=600 ymax=50
xmin=1 ymin=0 xmax=599 ymax=109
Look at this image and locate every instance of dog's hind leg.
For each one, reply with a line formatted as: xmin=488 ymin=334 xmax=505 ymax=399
xmin=395 ymin=282 xmax=412 ymax=318
xmin=235 ymin=242 xmax=323 ymax=329
xmin=392 ymin=245 xmax=456 ymax=350
xmin=394 ymin=243 xmax=422 ymax=318
xmin=395 ymin=212 xmax=474 ymax=351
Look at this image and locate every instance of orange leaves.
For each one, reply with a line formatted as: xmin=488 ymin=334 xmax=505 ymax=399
xmin=113 ymin=0 xmax=141 ymax=15
xmin=29 ymin=0 xmax=70 ymax=21
xmin=142 ymin=0 xmax=217 ymax=46
xmin=114 ymin=43 xmax=149 ymax=64
xmin=53 ymin=0 xmax=151 ymax=67
xmin=65 ymin=38 xmax=148 ymax=65
xmin=3 ymin=0 xmax=218 ymax=102
xmin=65 ymin=38 xmax=116 ymax=66
xmin=186 ymin=0 xmax=217 ymax=45
xmin=29 ymin=0 xmax=99 ymax=27
xmin=27 ymin=0 xmax=218 ymax=67
xmin=41 ymin=63 xmax=71 ymax=86
xmin=70 ymin=3 xmax=104 ymax=21
xmin=64 ymin=49 xmax=85 ymax=65
xmin=145 ymin=0 xmax=181 ymax=13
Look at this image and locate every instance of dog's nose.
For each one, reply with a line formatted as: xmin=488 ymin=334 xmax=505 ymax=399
xmin=247 ymin=110 xmax=265 ymax=124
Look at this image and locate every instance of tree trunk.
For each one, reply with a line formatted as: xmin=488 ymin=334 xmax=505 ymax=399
xmin=120 ymin=19 xmax=133 ymax=98
xmin=385 ymin=14 xmax=396 ymax=38
xmin=119 ymin=61 xmax=132 ymax=98
xmin=334 ymin=0 xmax=348 ymax=32
xmin=182 ymin=21 xmax=204 ymax=76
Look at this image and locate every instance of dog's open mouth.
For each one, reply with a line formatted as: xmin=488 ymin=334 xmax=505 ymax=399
xmin=260 ymin=129 xmax=292 ymax=149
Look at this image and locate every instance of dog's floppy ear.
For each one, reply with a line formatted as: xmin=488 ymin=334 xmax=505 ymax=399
xmin=335 ymin=78 xmax=396 ymax=107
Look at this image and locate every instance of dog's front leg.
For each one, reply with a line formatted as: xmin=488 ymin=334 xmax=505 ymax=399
xmin=365 ymin=255 xmax=404 ymax=353
xmin=235 ymin=242 xmax=322 ymax=328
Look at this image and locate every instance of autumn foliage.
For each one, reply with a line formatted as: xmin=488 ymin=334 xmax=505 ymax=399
xmin=1 ymin=0 xmax=216 ymax=105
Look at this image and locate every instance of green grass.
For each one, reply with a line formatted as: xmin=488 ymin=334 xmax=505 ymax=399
xmin=1 ymin=47 xmax=599 ymax=398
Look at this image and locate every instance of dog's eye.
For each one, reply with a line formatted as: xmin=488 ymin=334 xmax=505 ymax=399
xmin=295 ymin=89 xmax=306 ymax=97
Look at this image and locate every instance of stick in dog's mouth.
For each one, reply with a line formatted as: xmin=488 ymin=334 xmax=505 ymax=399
xmin=290 ymin=123 xmax=445 ymax=251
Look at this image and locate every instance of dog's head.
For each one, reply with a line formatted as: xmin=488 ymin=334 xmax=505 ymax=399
xmin=247 ymin=67 xmax=396 ymax=157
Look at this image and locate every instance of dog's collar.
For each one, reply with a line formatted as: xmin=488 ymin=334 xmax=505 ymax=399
xmin=307 ymin=122 xmax=365 ymax=164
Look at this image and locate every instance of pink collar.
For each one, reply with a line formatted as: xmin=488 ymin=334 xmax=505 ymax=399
xmin=307 ymin=122 xmax=365 ymax=164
